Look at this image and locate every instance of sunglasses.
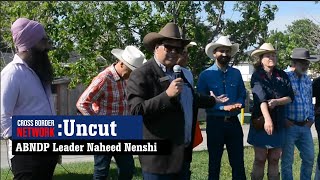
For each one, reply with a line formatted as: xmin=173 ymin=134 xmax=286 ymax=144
xmin=161 ymin=44 xmax=184 ymax=54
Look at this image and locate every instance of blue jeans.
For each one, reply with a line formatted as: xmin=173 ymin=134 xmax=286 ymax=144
xmin=315 ymin=117 xmax=320 ymax=180
xmin=281 ymin=125 xmax=314 ymax=180
xmin=93 ymin=154 xmax=134 ymax=180
xmin=206 ymin=116 xmax=246 ymax=180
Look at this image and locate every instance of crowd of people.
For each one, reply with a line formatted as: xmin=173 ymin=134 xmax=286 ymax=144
xmin=1 ymin=17 xmax=320 ymax=180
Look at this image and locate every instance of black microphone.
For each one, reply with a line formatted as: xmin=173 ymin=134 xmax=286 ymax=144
xmin=173 ymin=65 xmax=181 ymax=79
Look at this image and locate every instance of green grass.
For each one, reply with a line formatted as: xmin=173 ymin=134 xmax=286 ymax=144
xmin=1 ymin=141 xmax=318 ymax=180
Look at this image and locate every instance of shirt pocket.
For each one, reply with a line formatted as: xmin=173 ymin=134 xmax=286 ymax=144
xmin=227 ymin=82 xmax=238 ymax=97
xmin=208 ymin=84 xmax=224 ymax=96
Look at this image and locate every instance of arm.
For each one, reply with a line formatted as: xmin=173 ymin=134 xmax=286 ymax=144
xmin=76 ymin=76 xmax=107 ymax=115
xmin=308 ymin=78 xmax=315 ymax=122
xmin=194 ymin=92 xmax=216 ymax=109
xmin=1 ymin=71 xmax=19 ymax=139
xmin=235 ymin=70 xmax=247 ymax=108
xmin=260 ymin=102 xmax=273 ymax=135
xmin=268 ymin=72 xmax=294 ymax=108
xmin=197 ymin=71 xmax=225 ymax=110
xmin=268 ymin=96 xmax=292 ymax=109
xmin=127 ymin=69 xmax=179 ymax=116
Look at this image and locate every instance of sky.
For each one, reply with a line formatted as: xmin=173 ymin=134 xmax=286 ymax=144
xmin=222 ymin=1 xmax=320 ymax=32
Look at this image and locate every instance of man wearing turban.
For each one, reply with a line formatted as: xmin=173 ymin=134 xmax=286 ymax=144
xmin=1 ymin=18 xmax=58 ymax=180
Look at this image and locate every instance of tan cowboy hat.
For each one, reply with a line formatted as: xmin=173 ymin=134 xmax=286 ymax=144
xmin=251 ymin=43 xmax=276 ymax=57
xmin=111 ymin=45 xmax=146 ymax=70
xmin=205 ymin=35 xmax=239 ymax=59
xmin=143 ymin=22 xmax=191 ymax=52
xmin=290 ymin=48 xmax=320 ymax=62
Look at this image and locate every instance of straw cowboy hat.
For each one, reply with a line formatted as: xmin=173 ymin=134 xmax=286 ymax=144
xmin=111 ymin=45 xmax=147 ymax=70
xmin=205 ymin=35 xmax=239 ymax=59
xmin=290 ymin=48 xmax=319 ymax=62
xmin=250 ymin=43 xmax=276 ymax=57
xmin=143 ymin=22 xmax=191 ymax=52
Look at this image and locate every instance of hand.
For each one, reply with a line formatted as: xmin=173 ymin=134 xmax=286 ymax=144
xmin=285 ymin=119 xmax=294 ymax=128
xmin=223 ymin=104 xmax=241 ymax=112
xmin=165 ymin=78 xmax=184 ymax=97
xmin=210 ymin=91 xmax=229 ymax=104
xmin=268 ymin=99 xmax=278 ymax=109
xmin=305 ymin=121 xmax=314 ymax=128
xmin=264 ymin=118 xmax=274 ymax=135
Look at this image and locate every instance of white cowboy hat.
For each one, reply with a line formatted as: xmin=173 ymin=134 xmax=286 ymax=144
xmin=111 ymin=45 xmax=146 ymax=70
xmin=205 ymin=35 xmax=239 ymax=59
xmin=251 ymin=43 xmax=276 ymax=57
xmin=184 ymin=41 xmax=197 ymax=51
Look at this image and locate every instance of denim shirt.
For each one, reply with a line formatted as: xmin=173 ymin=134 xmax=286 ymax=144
xmin=197 ymin=63 xmax=246 ymax=117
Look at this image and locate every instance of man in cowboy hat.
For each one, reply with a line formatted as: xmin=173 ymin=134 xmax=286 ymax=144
xmin=1 ymin=17 xmax=58 ymax=180
xmin=76 ymin=45 xmax=146 ymax=180
xmin=126 ymin=23 xmax=227 ymax=179
xmin=281 ymin=48 xmax=319 ymax=180
xmin=197 ymin=35 xmax=247 ymax=180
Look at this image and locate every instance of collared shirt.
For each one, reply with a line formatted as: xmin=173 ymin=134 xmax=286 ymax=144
xmin=154 ymin=55 xmax=169 ymax=73
xmin=197 ymin=63 xmax=246 ymax=117
xmin=285 ymin=71 xmax=314 ymax=122
xmin=1 ymin=54 xmax=55 ymax=158
xmin=76 ymin=64 xmax=129 ymax=116
xmin=154 ymin=56 xmax=193 ymax=145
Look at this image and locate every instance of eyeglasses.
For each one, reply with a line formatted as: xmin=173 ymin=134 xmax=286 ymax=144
xmin=161 ymin=44 xmax=184 ymax=54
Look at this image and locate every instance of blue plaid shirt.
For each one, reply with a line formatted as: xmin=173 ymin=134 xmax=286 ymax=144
xmin=285 ymin=71 xmax=314 ymax=122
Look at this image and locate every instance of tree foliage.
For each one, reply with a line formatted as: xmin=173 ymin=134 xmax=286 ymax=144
xmin=267 ymin=19 xmax=320 ymax=73
xmin=1 ymin=1 xmax=278 ymax=88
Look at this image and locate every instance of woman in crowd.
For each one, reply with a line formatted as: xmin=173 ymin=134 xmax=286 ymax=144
xmin=247 ymin=43 xmax=294 ymax=180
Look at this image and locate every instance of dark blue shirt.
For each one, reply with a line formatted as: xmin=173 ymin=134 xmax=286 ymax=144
xmin=197 ymin=64 xmax=246 ymax=116
xmin=251 ymin=68 xmax=294 ymax=127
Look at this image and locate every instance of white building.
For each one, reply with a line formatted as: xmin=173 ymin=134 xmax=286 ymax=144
xmin=232 ymin=61 xmax=254 ymax=82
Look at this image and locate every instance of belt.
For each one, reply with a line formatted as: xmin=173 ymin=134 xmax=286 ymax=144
xmin=209 ymin=115 xmax=238 ymax=122
xmin=288 ymin=118 xmax=308 ymax=126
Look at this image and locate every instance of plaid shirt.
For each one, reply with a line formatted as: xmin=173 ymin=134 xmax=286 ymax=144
xmin=285 ymin=71 xmax=314 ymax=122
xmin=76 ymin=64 xmax=129 ymax=115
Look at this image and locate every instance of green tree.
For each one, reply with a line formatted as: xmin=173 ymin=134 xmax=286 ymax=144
xmin=267 ymin=19 xmax=320 ymax=72
xmin=1 ymin=1 xmax=279 ymax=87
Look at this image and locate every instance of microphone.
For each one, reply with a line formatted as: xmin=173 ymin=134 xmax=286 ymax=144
xmin=173 ymin=65 xmax=182 ymax=102
xmin=173 ymin=65 xmax=181 ymax=79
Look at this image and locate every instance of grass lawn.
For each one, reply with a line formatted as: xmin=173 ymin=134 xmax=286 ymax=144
xmin=1 ymin=141 xmax=318 ymax=180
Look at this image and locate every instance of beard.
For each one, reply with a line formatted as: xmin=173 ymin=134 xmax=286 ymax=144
xmin=217 ymin=56 xmax=231 ymax=66
xmin=28 ymin=48 xmax=54 ymax=85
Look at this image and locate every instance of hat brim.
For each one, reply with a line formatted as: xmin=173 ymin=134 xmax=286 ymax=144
xmin=251 ymin=49 xmax=276 ymax=57
xmin=205 ymin=43 xmax=239 ymax=59
xmin=111 ymin=49 xmax=141 ymax=70
xmin=290 ymin=55 xmax=320 ymax=62
xmin=143 ymin=32 xmax=191 ymax=52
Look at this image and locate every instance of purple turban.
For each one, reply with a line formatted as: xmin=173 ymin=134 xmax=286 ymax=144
xmin=11 ymin=18 xmax=46 ymax=52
